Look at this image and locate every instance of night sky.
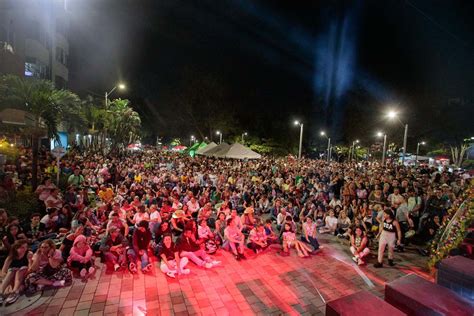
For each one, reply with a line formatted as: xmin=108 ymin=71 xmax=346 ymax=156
xmin=67 ymin=0 xmax=474 ymax=145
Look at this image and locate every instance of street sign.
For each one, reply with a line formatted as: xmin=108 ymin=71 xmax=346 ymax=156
xmin=51 ymin=146 xmax=67 ymax=159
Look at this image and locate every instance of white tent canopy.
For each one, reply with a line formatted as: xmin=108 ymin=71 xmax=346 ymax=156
xmin=224 ymin=142 xmax=261 ymax=159
xmin=196 ymin=142 xmax=217 ymax=155
xmin=203 ymin=143 xmax=230 ymax=157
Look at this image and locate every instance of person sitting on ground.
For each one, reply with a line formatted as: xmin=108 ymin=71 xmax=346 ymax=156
xmin=241 ymin=207 xmax=256 ymax=234
xmin=99 ymin=226 xmax=128 ymax=271
xmin=197 ymin=218 xmax=215 ymax=242
xmin=149 ymin=205 xmax=162 ymax=237
xmin=263 ymin=219 xmax=279 ymax=244
xmin=60 ymin=225 xmax=86 ymax=263
xmin=2 ymin=224 xmax=27 ymax=253
xmin=0 ymin=240 xmax=31 ymax=305
xmin=159 ymin=234 xmax=190 ymax=278
xmin=319 ymin=210 xmax=338 ymax=234
xmin=176 ymin=228 xmax=220 ymax=268
xmin=67 ymin=234 xmax=95 ymax=279
xmin=350 ymin=226 xmax=370 ymax=265
xmin=214 ymin=212 xmax=227 ymax=245
xmin=247 ymin=223 xmax=268 ymax=254
xmin=301 ymin=216 xmax=320 ymax=252
xmin=25 ymin=239 xmax=72 ymax=293
xmin=224 ymin=218 xmax=246 ymax=260
xmin=281 ymin=223 xmax=312 ymax=257
xmin=128 ymin=220 xmax=152 ymax=273
xmin=170 ymin=210 xmax=188 ymax=235
xmin=335 ymin=210 xmax=352 ymax=238
xmin=131 ymin=205 xmax=148 ymax=228
xmin=276 ymin=208 xmax=287 ymax=231
xmin=106 ymin=212 xmax=129 ymax=238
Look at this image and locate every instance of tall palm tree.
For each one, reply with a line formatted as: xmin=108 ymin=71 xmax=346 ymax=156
xmin=0 ymin=75 xmax=81 ymax=189
xmin=106 ymin=98 xmax=141 ymax=150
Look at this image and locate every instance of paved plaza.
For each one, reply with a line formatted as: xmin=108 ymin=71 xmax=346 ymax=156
xmin=2 ymin=235 xmax=431 ymax=316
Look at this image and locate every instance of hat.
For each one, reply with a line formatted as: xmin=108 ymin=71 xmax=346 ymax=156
xmin=244 ymin=207 xmax=254 ymax=215
xmin=172 ymin=209 xmax=186 ymax=219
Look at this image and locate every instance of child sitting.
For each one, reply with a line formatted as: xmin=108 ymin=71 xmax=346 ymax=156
xmin=68 ymin=234 xmax=95 ymax=279
xmin=350 ymin=226 xmax=370 ymax=265
xmin=281 ymin=223 xmax=312 ymax=257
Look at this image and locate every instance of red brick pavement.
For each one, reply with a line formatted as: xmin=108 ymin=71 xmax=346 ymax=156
xmin=4 ymin=236 xmax=431 ymax=315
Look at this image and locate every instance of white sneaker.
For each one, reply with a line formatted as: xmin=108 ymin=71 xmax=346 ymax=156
xmin=114 ymin=264 xmax=120 ymax=271
xmin=180 ymin=269 xmax=190 ymax=275
xmin=166 ymin=271 xmax=176 ymax=278
xmin=53 ymin=280 xmax=65 ymax=287
xmin=80 ymin=268 xmax=87 ymax=278
xmin=211 ymin=260 xmax=221 ymax=266
xmin=204 ymin=262 xmax=213 ymax=269
xmin=351 ymin=256 xmax=358 ymax=263
xmin=88 ymin=267 xmax=96 ymax=276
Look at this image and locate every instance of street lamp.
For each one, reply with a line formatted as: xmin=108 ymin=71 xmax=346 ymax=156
xmin=386 ymin=110 xmax=408 ymax=165
xmin=377 ymin=131 xmax=387 ymax=166
xmin=216 ymin=131 xmax=222 ymax=144
xmin=320 ymin=131 xmax=331 ymax=162
xmin=415 ymin=141 xmax=426 ymax=166
xmin=241 ymin=132 xmax=248 ymax=143
xmin=105 ymin=83 xmax=126 ymax=108
xmin=190 ymin=135 xmax=195 ymax=146
xmin=294 ymin=121 xmax=304 ymax=159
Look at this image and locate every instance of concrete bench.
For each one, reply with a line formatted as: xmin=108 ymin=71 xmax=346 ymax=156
xmin=437 ymin=256 xmax=474 ymax=302
xmin=385 ymin=274 xmax=474 ymax=315
xmin=326 ymin=290 xmax=406 ymax=316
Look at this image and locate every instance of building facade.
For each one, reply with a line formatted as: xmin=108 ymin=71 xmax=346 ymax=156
xmin=0 ymin=0 xmax=69 ymax=88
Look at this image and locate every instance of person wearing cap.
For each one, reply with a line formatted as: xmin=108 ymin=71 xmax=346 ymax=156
xmin=171 ymin=210 xmax=188 ymax=235
xmin=127 ymin=220 xmax=152 ymax=273
xmin=241 ymin=207 xmax=256 ymax=234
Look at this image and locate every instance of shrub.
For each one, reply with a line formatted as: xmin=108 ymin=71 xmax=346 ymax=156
xmin=0 ymin=186 xmax=41 ymax=221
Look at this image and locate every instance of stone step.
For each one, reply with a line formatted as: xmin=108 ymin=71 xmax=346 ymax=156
xmin=385 ymin=274 xmax=474 ymax=315
xmin=437 ymin=256 xmax=474 ymax=302
xmin=326 ymin=290 xmax=406 ymax=316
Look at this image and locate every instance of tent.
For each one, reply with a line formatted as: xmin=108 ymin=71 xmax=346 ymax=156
xmin=224 ymin=142 xmax=261 ymax=159
xmin=196 ymin=142 xmax=217 ymax=155
xmin=203 ymin=142 xmax=230 ymax=157
xmin=188 ymin=142 xmax=207 ymax=157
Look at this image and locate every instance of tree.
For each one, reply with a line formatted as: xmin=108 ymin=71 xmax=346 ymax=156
xmin=0 ymin=75 xmax=81 ymax=189
xmin=105 ymin=99 xmax=142 ymax=150
xmin=450 ymin=143 xmax=468 ymax=167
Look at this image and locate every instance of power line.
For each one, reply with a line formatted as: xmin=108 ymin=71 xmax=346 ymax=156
xmin=405 ymin=0 xmax=471 ymax=49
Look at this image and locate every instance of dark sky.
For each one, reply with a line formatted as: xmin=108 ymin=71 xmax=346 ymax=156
xmin=68 ymin=0 xmax=474 ymax=143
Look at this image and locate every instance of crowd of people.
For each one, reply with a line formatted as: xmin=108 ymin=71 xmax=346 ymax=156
xmin=0 ymin=146 xmax=470 ymax=306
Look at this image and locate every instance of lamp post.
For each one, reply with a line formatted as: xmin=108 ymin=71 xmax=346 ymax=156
xmin=320 ymin=131 xmax=331 ymax=162
xmin=105 ymin=83 xmax=126 ymax=109
xmin=216 ymin=131 xmax=222 ymax=144
xmin=190 ymin=135 xmax=195 ymax=146
xmin=415 ymin=141 xmax=425 ymax=166
xmin=103 ymin=83 xmax=125 ymax=150
xmin=377 ymin=132 xmax=387 ymax=166
xmin=387 ymin=110 xmax=408 ymax=165
xmin=241 ymin=132 xmax=248 ymax=143
xmin=294 ymin=121 xmax=304 ymax=159
xmin=350 ymin=140 xmax=359 ymax=161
